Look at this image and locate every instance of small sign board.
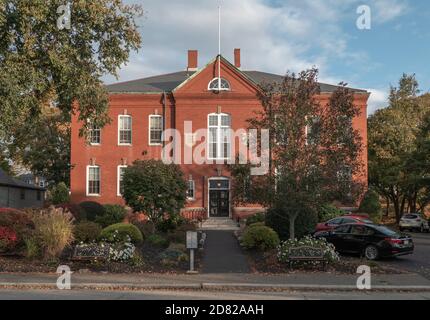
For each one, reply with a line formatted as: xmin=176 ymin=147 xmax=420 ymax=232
xmin=73 ymin=244 xmax=110 ymax=261
xmin=186 ymin=231 xmax=198 ymax=249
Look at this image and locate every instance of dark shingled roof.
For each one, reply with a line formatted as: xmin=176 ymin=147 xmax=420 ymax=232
xmin=0 ymin=169 xmax=45 ymax=191
xmin=106 ymin=70 xmax=367 ymax=94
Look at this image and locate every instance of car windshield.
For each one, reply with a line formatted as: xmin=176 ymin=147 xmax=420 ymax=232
xmin=373 ymin=226 xmax=400 ymax=237
xmin=403 ymin=214 xmax=418 ymax=219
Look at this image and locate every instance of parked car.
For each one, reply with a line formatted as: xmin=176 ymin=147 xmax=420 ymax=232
xmin=315 ymin=223 xmax=414 ymax=260
xmin=314 ymin=215 xmax=374 ymax=233
xmin=399 ymin=214 xmax=430 ymax=233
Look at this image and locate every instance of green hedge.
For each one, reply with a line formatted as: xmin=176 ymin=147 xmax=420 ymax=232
xmin=100 ymin=223 xmax=143 ymax=244
xmin=359 ymin=190 xmax=382 ymax=222
xmin=245 ymin=212 xmax=265 ymax=226
xmin=79 ymin=201 xmax=105 ymax=221
xmin=95 ymin=204 xmax=126 ymax=228
xmin=241 ymin=225 xmax=280 ymax=251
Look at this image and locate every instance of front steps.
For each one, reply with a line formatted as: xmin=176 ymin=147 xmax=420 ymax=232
xmin=199 ymin=218 xmax=240 ymax=231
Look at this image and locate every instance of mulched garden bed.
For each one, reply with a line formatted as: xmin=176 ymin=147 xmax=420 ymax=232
xmin=0 ymin=243 xmax=200 ymax=274
xmin=246 ymin=250 xmax=407 ymax=275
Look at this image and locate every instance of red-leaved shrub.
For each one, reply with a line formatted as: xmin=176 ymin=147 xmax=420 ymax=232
xmin=0 ymin=208 xmax=34 ymax=254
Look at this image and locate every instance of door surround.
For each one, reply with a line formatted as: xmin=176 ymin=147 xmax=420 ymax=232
xmin=207 ymin=177 xmax=231 ymax=218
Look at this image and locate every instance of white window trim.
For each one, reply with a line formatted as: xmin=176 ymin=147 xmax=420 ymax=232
xmin=118 ymin=115 xmax=132 ymax=146
xmin=89 ymin=127 xmax=101 ymax=146
xmin=148 ymin=115 xmax=163 ymax=146
xmin=208 ymin=77 xmax=231 ymax=91
xmin=186 ymin=180 xmax=196 ymax=201
xmin=86 ymin=165 xmax=101 ymax=197
xmin=117 ymin=165 xmax=127 ymax=197
xmin=207 ymin=113 xmax=232 ymax=161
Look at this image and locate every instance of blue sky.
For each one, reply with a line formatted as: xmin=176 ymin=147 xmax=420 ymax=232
xmin=104 ymin=0 xmax=430 ymax=115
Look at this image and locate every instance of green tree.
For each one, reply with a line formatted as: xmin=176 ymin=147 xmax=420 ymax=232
xmin=0 ymin=0 xmax=142 ymax=182
xmin=50 ymin=181 xmax=70 ymax=205
xmin=231 ymin=68 xmax=364 ymax=239
xmin=359 ymin=189 xmax=382 ymax=222
xmin=368 ymin=75 xmax=430 ymax=222
xmin=8 ymin=112 xmax=71 ymax=185
xmin=122 ymin=160 xmax=187 ymax=227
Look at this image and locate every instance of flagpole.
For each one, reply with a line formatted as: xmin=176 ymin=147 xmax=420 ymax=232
xmin=218 ymin=4 xmax=221 ymax=90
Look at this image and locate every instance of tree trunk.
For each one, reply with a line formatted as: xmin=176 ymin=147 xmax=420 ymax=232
xmin=400 ymin=196 xmax=406 ymax=218
xmin=392 ymin=195 xmax=401 ymax=224
xmin=385 ymin=197 xmax=390 ymax=217
xmin=289 ymin=214 xmax=297 ymax=240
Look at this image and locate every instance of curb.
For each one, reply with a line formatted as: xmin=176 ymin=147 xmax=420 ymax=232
xmin=1 ymin=282 xmax=430 ymax=292
xmin=0 ymin=282 xmax=202 ymax=291
xmin=201 ymin=283 xmax=430 ymax=292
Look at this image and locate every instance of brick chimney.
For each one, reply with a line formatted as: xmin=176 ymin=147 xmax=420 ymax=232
xmin=234 ymin=48 xmax=241 ymax=69
xmin=187 ymin=50 xmax=198 ymax=71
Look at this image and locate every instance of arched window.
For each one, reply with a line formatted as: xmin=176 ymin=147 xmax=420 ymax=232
xmin=208 ymin=78 xmax=231 ymax=91
xmin=208 ymin=113 xmax=231 ymax=160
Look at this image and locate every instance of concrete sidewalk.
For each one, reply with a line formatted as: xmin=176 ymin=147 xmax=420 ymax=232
xmin=1 ymin=272 xmax=430 ymax=292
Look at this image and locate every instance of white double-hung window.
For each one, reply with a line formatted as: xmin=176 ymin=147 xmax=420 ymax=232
xmin=117 ymin=165 xmax=127 ymax=196
xmin=87 ymin=166 xmax=101 ymax=196
xmin=118 ymin=115 xmax=132 ymax=145
xmin=208 ymin=113 xmax=231 ymax=160
xmin=149 ymin=115 xmax=163 ymax=145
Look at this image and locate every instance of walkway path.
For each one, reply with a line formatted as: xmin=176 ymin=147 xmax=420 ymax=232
xmin=201 ymin=230 xmax=250 ymax=273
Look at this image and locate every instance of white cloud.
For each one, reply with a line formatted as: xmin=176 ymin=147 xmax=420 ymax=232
xmin=367 ymin=88 xmax=389 ymax=115
xmin=373 ymin=0 xmax=410 ymax=23
xmin=104 ymin=0 xmax=410 ymax=110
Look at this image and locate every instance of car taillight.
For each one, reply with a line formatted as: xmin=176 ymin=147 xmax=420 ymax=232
xmin=385 ymin=238 xmax=403 ymax=245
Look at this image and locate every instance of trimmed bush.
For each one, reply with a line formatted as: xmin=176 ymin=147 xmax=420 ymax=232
xmin=241 ymin=225 xmax=280 ymax=251
xmin=359 ymin=190 xmax=382 ymax=222
xmin=100 ymin=223 xmax=143 ymax=244
xmin=248 ymin=222 xmax=265 ymax=228
xmin=318 ymin=204 xmax=345 ymax=223
xmin=95 ymin=204 xmax=126 ymax=228
xmin=266 ymin=206 xmax=318 ymax=240
xmin=50 ymin=182 xmax=70 ymax=205
xmin=79 ymin=201 xmax=105 ymax=222
xmin=74 ymin=221 xmax=102 ymax=243
xmin=29 ymin=207 xmax=74 ymax=260
xmin=147 ymin=234 xmax=170 ymax=248
xmin=0 ymin=226 xmax=18 ymax=252
xmin=246 ymin=212 xmax=265 ymax=226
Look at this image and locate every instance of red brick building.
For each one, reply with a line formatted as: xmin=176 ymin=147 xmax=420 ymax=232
xmin=71 ymin=49 xmax=369 ymax=219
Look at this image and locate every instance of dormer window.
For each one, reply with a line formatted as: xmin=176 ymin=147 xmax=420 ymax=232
xmin=208 ymin=78 xmax=231 ymax=91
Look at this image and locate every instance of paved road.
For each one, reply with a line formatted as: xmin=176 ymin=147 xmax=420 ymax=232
xmin=0 ymin=289 xmax=429 ymax=300
xmin=378 ymin=232 xmax=430 ymax=279
xmin=201 ymin=231 xmax=250 ymax=273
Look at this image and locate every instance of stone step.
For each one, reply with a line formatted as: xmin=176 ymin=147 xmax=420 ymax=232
xmin=199 ymin=219 xmax=240 ymax=231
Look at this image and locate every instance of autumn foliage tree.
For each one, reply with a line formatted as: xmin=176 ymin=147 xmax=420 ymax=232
xmin=231 ymin=68 xmax=364 ymax=239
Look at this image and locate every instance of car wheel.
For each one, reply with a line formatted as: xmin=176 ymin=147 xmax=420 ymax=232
xmin=364 ymin=245 xmax=379 ymax=261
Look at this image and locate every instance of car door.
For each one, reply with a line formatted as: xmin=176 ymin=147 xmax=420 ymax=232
xmin=348 ymin=225 xmax=368 ymax=253
xmin=330 ymin=225 xmax=351 ymax=252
